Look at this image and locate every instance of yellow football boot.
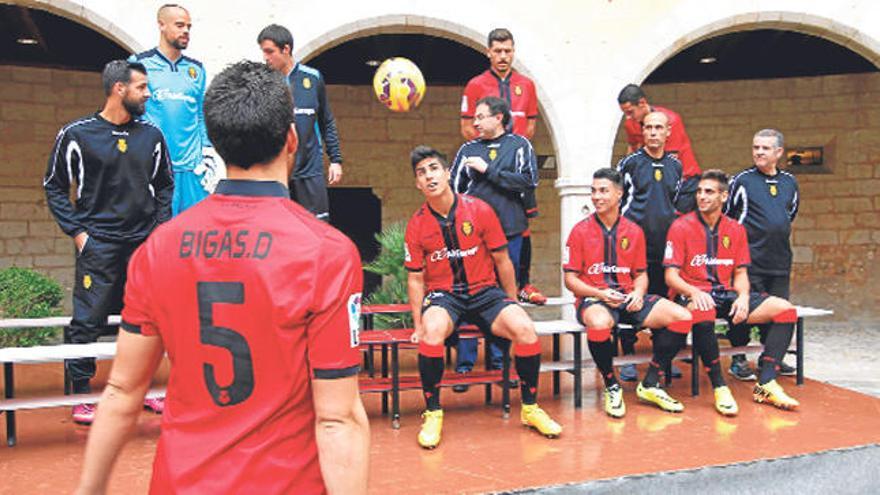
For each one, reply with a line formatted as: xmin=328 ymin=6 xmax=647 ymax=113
xmin=417 ymin=409 xmax=444 ymax=449
xmin=636 ymin=381 xmax=684 ymax=413
xmin=604 ymin=383 xmax=626 ymax=418
xmin=713 ymin=385 xmax=739 ymax=416
xmin=754 ymin=380 xmax=800 ymax=410
xmin=521 ymin=404 xmax=562 ymax=438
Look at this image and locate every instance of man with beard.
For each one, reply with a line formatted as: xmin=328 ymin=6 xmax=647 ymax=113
xmin=131 ymin=3 xmax=221 ymax=216
xmin=44 ymin=60 xmax=173 ymax=425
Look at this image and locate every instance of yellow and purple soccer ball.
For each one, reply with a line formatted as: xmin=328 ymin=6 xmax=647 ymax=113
xmin=372 ymin=57 xmax=426 ymax=112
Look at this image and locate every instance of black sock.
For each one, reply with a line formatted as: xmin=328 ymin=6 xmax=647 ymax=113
xmin=758 ymin=322 xmax=794 ymax=384
xmin=72 ymin=378 xmax=91 ymax=395
xmin=418 ymin=354 xmax=444 ymax=410
xmin=619 ymin=328 xmax=637 ymax=355
xmin=515 ymin=353 xmax=541 ymax=405
xmin=693 ymin=321 xmax=725 ymax=388
xmin=587 ymin=339 xmax=618 ymax=387
xmin=519 ymin=234 xmax=532 ymax=286
xmin=643 ymin=329 xmax=686 ymax=387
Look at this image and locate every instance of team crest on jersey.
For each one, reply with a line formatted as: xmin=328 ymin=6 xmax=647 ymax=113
xmin=83 ymin=274 xmax=92 ymax=290
xmin=303 ymin=77 xmax=312 ymax=89
xmin=620 ymin=237 xmax=630 ymax=250
xmin=514 ymin=85 xmax=522 ymax=96
xmin=188 ymin=66 xmax=198 ymax=79
xmin=116 ymin=138 xmax=127 ymax=153
xmin=654 ymin=169 xmax=663 ymax=182
xmin=461 ymin=221 xmax=474 ymax=236
xmin=722 ymin=235 xmax=731 ymax=249
xmin=769 ymin=184 xmax=778 ymax=196
xmin=347 ymin=293 xmax=362 ymax=347
xmin=489 ymin=149 xmax=497 ymax=161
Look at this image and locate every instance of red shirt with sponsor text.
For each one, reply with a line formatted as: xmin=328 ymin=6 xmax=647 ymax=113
xmin=404 ymin=194 xmax=508 ymax=295
xmin=563 ymin=214 xmax=647 ymax=305
xmin=461 ymin=69 xmax=538 ymax=137
xmin=121 ymin=180 xmax=362 ymax=495
xmin=624 ymin=105 xmax=701 ymax=178
xmin=663 ymin=211 xmax=751 ymax=294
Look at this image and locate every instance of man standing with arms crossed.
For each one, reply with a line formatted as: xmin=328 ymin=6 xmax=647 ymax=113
xmin=451 ymin=97 xmax=539 ymax=388
xmin=44 ymin=60 xmax=173 ymax=424
xmin=724 ymin=129 xmax=800 ymax=380
xmin=131 ymin=4 xmax=222 ymax=216
xmin=76 ymin=61 xmax=369 ymax=494
xmin=259 ymin=24 xmax=344 ymax=222
xmin=461 ymin=28 xmax=546 ymax=305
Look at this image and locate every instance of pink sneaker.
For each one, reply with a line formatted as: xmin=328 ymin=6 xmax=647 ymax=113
xmin=144 ymin=397 xmax=165 ymax=414
xmin=72 ymin=403 xmax=96 ymax=425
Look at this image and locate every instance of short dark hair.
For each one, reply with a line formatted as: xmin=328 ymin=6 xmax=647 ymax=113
xmin=475 ymin=96 xmax=511 ymax=129
xmin=257 ymin=24 xmax=293 ymax=53
xmin=101 ymin=60 xmax=146 ymax=96
xmin=157 ymin=3 xmax=188 ymax=20
xmin=488 ymin=28 xmax=514 ymax=46
xmin=592 ymin=167 xmax=622 ymax=187
xmin=410 ymin=145 xmax=448 ymax=173
xmin=203 ymin=61 xmax=293 ymax=169
xmin=700 ymin=169 xmax=730 ymax=192
xmin=617 ymin=83 xmax=647 ymax=105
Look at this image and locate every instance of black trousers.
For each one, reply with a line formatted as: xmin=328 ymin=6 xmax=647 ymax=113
xmin=66 ymin=237 xmax=141 ymax=393
xmin=725 ymin=272 xmax=791 ymax=347
xmin=290 ymin=175 xmax=330 ymax=222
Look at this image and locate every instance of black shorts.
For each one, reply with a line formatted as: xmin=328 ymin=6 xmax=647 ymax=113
xmin=289 ymin=175 xmax=329 ymax=221
xmin=675 ymin=290 xmax=769 ymax=324
xmin=423 ymin=287 xmax=516 ymax=334
xmin=576 ymin=294 xmax=661 ymax=329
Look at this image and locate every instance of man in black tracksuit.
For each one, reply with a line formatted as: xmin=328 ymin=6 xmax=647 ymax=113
xmin=450 ymin=96 xmax=538 ymax=380
xmin=724 ymin=128 xmax=800 ymax=380
xmin=616 ymin=111 xmax=688 ymax=381
xmin=43 ymin=61 xmax=172 ymax=423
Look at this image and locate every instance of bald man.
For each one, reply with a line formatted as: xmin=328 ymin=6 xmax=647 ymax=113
xmin=131 ymin=4 xmax=223 ymax=217
xmin=614 ymin=112 xmax=689 ymax=380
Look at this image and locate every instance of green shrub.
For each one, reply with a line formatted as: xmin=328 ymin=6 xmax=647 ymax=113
xmin=363 ymin=223 xmax=412 ymax=329
xmin=0 ymin=267 xmax=64 ymax=347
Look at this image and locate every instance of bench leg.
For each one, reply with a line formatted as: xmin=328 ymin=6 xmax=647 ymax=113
xmin=4 ymin=363 xmax=16 ymax=447
xmin=381 ymin=344 xmax=389 ymax=415
xmin=796 ymin=317 xmax=804 ymax=386
xmin=552 ymin=333 xmax=560 ymax=397
xmin=573 ymin=332 xmax=582 ymax=409
xmin=391 ymin=343 xmax=400 ymax=429
xmin=691 ymin=344 xmax=699 ymax=397
xmin=502 ymin=349 xmax=510 ymax=419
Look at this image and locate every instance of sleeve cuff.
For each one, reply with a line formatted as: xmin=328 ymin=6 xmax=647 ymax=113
xmin=405 ymin=266 xmax=423 ymax=272
xmin=313 ymin=365 xmax=360 ymax=379
xmin=120 ymin=320 xmax=142 ymax=334
xmin=490 ymin=243 xmax=509 ymax=252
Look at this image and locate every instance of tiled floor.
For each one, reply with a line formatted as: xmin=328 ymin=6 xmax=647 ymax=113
xmin=2 ymin=369 xmax=879 ymax=494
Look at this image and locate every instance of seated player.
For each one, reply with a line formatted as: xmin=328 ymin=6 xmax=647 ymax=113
xmin=404 ymin=145 xmax=562 ymax=449
xmin=564 ymin=168 xmax=693 ymax=418
xmin=664 ymin=169 xmax=801 ymax=415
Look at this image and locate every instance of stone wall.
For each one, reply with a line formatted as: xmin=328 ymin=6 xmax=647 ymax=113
xmin=612 ymin=73 xmax=880 ymax=321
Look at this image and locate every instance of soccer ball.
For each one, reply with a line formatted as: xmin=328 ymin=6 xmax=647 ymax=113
xmin=372 ymin=57 xmax=426 ymax=112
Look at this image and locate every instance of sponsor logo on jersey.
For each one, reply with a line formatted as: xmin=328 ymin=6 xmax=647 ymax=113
xmin=188 ymin=66 xmax=198 ymax=79
xmin=83 ymin=274 xmax=92 ymax=289
xmin=689 ymin=254 xmax=734 ymax=267
xmin=429 ymin=245 xmax=478 ymax=262
xmin=514 ymin=85 xmax=522 ymax=96
xmin=461 ymin=221 xmax=474 ymax=236
xmin=654 ymin=169 xmax=663 ymax=182
xmin=664 ymin=241 xmax=673 ymax=260
xmin=587 ymin=263 xmax=631 ymax=275
xmin=153 ymin=88 xmax=197 ymax=104
xmin=620 ymin=236 xmax=630 ymax=250
xmin=489 ymin=149 xmax=497 ymax=161
xmin=769 ymin=184 xmax=778 ymax=196
xmin=348 ymin=293 xmax=362 ymax=347
xmin=303 ymin=77 xmax=312 ymax=89
xmin=117 ymin=138 xmax=127 ymax=153
xmin=294 ymin=107 xmax=316 ymax=115
xmin=722 ymin=235 xmax=731 ymax=249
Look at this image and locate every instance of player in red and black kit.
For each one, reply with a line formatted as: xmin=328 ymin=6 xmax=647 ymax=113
xmin=461 ymin=27 xmax=546 ymax=305
xmin=564 ymin=168 xmax=693 ymax=418
xmin=77 ymin=62 xmax=369 ymax=494
xmin=405 ymin=145 xmax=561 ymax=449
xmin=618 ymin=83 xmax=701 ymax=213
xmin=665 ymin=170 xmax=802 ymax=416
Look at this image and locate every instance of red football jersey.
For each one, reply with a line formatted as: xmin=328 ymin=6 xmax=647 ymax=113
xmin=624 ymin=105 xmax=701 ymax=178
xmin=121 ymin=180 xmax=363 ymax=495
xmin=404 ymin=194 xmax=508 ymax=295
xmin=461 ymin=69 xmax=538 ymax=137
xmin=563 ymin=214 xmax=647 ymax=301
xmin=663 ymin=212 xmax=751 ymax=294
